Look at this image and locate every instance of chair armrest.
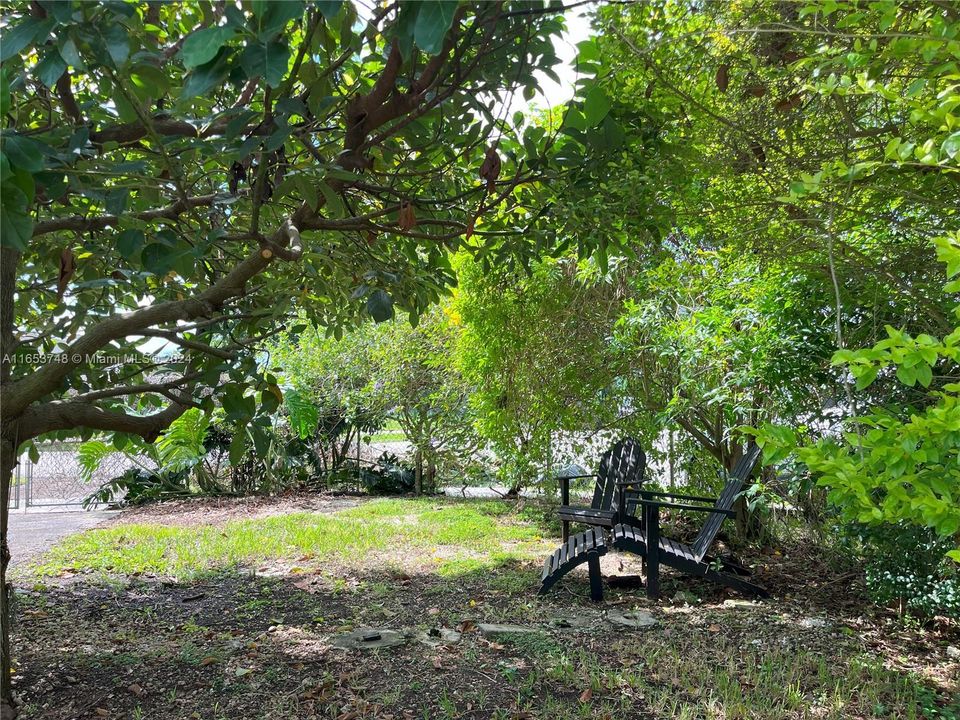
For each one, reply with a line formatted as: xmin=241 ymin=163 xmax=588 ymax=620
xmin=558 ymin=474 xmax=598 ymax=484
xmin=641 ymin=490 xmax=718 ymax=504
xmin=634 ymin=499 xmax=735 ymax=517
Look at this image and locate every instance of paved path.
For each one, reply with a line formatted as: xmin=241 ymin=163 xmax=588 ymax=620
xmin=7 ymin=510 xmax=116 ymax=568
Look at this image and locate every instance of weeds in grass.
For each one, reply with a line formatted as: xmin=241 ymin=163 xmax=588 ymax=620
xmin=27 ymin=498 xmax=551 ymax=580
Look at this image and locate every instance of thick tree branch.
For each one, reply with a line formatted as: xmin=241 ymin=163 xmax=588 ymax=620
xmin=19 ymin=399 xmax=189 ymax=443
xmin=3 ymin=205 xmax=312 ymax=419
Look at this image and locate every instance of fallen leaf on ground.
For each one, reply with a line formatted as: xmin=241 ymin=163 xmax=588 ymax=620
xmin=579 ymin=688 xmax=593 ymax=703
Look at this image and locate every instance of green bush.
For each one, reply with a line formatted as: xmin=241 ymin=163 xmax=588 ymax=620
xmin=853 ymin=523 xmax=960 ymax=620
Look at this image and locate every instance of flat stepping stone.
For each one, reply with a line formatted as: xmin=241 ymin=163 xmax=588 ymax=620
xmin=722 ymin=599 xmax=759 ymax=610
xmin=606 ymin=609 xmax=658 ymax=629
xmin=544 ymin=613 xmax=597 ymax=631
xmin=414 ymin=627 xmax=462 ymax=647
xmin=477 ymin=623 xmax=539 ymax=639
xmin=330 ymin=628 xmax=406 ymax=650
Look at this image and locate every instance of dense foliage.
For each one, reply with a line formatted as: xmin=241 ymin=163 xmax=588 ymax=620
xmin=2 ymin=9 xmax=959 ymax=710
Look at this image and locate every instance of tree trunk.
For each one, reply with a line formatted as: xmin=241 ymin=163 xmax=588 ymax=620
xmin=1 ymin=246 xmax=20 ymax=719
xmin=1 ymin=436 xmax=17 ymax=720
xmin=414 ymin=449 xmax=423 ymax=496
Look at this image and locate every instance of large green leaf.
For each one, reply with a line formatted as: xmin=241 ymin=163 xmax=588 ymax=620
xmin=180 ymin=48 xmax=233 ymax=99
xmin=140 ymin=243 xmax=176 ymax=275
xmin=583 ymin=86 xmax=611 ymax=128
xmin=0 ymin=17 xmax=52 ymax=62
xmin=316 ymin=1 xmax=342 ymax=20
xmin=77 ymin=441 xmax=113 ymax=484
xmin=0 ymin=184 xmax=33 ymax=251
xmin=104 ymin=24 xmax=130 ymax=66
xmin=367 ymin=289 xmax=395 ymax=322
xmin=240 ymin=41 xmax=290 ymax=88
xmin=413 ymin=0 xmax=458 ymax=56
xmin=3 ymin=134 xmax=44 ymax=172
xmin=179 ymin=25 xmax=237 ymax=69
xmin=285 ymin=389 xmax=319 ymax=439
xmin=34 ymin=50 xmax=67 ymax=88
xmin=116 ymin=229 xmax=145 ymax=260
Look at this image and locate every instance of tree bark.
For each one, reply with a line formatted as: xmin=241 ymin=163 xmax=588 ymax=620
xmin=1 ymin=437 xmax=17 ymax=720
xmin=414 ymin=449 xmax=423 ymax=496
xmin=1 ymin=243 xmax=19 ymax=719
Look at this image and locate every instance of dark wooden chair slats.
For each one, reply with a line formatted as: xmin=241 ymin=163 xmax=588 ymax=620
xmin=555 ymin=438 xmax=646 ymax=542
xmin=539 ymin=527 xmax=607 ymax=600
xmin=691 ymin=449 xmax=760 ymax=561
xmin=539 ymin=439 xmax=645 ymax=601
xmin=609 ymin=443 xmax=768 ymax=600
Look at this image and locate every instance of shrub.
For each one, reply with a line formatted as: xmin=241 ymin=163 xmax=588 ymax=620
xmin=853 ymin=523 xmax=960 ymax=620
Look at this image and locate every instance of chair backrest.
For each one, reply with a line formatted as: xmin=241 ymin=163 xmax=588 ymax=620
xmin=591 ymin=438 xmax=646 ymax=513
xmin=690 ymin=443 xmax=762 ymax=562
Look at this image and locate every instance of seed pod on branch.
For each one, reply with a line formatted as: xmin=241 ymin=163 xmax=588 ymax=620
xmin=479 ymin=146 xmax=501 ymax=194
xmin=715 ymin=64 xmax=729 ymax=93
xmin=229 ymin=162 xmax=246 ymax=195
xmin=57 ymin=247 xmax=75 ymax=301
xmin=398 ymin=200 xmax=417 ymax=231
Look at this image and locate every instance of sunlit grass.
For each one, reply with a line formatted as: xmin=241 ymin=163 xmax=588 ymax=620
xmin=27 ymin=497 xmax=549 ymax=580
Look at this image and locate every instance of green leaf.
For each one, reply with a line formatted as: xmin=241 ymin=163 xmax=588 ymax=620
xmin=255 ymin=1 xmax=304 ymax=39
xmin=285 ymin=389 xmax=319 ymax=438
xmin=366 ymin=289 xmax=394 ymax=322
xmin=38 ymin=1 xmax=75 ymax=24
xmin=854 ymin=366 xmax=878 ymax=390
xmin=180 ymin=49 xmax=232 ymax=100
xmin=130 ymin=64 xmax=170 ymax=100
xmin=947 ymin=549 xmax=960 ymax=564
xmin=316 ymin=1 xmax=342 ymax=20
xmin=941 ymin=131 xmax=960 ymax=161
xmin=77 ymin=441 xmax=112 ymax=484
xmin=0 ymin=70 xmax=9 ymax=117
xmin=104 ymin=24 xmax=130 ymax=66
xmin=240 ymin=41 xmax=290 ymax=88
xmin=34 ymin=50 xmax=67 ymax=88
xmin=4 ymin=135 xmax=45 ymax=173
xmin=58 ymin=37 xmax=83 ymax=68
xmin=179 ymin=26 xmax=237 ymax=69
xmin=222 ymin=384 xmax=256 ymax=420
xmin=0 ymin=185 xmax=33 ymax=251
xmin=318 ymin=180 xmax=345 ymax=217
xmin=140 ymin=243 xmax=176 ymax=275
xmin=413 ymin=0 xmax=458 ymax=56
xmin=583 ymin=86 xmax=611 ymax=127
xmin=116 ymin=229 xmax=145 ymax=260
xmin=0 ymin=17 xmax=51 ymax=62
xmin=229 ymin=431 xmax=247 ymax=466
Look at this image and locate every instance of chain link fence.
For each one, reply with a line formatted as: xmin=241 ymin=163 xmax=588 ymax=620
xmin=8 ymin=442 xmax=150 ymax=510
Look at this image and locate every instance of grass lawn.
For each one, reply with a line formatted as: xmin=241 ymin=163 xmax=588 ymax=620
xmin=10 ymin=496 xmax=959 ymax=720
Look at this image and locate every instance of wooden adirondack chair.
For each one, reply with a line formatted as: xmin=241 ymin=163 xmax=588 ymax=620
xmin=540 ymin=438 xmax=646 ymax=601
xmin=611 ymin=443 xmax=767 ymax=599
xmin=556 ymin=437 xmax=646 ymax=540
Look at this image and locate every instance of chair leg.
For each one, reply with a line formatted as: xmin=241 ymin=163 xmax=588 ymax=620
xmin=587 ymin=550 xmax=603 ymax=602
xmin=645 ymin=504 xmax=660 ymax=600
